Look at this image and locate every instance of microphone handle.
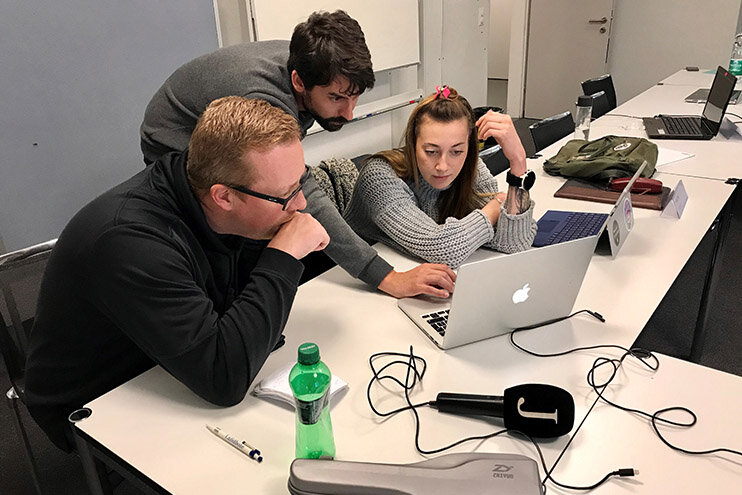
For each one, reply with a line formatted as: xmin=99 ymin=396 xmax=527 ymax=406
xmin=433 ymin=393 xmax=505 ymax=417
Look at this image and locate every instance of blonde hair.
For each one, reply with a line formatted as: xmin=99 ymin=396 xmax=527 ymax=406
xmin=368 ymin=86 xmax=484 ymax=222
xmin=187 ymin=97 xmax=301 ymax=190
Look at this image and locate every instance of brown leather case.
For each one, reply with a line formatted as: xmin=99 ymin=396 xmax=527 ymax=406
xmin=554 ymin=178 xmax=671 ymax=211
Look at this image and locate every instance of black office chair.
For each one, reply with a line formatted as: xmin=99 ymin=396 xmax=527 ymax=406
xmin=0 ymin=239 xmax=56 ymax=495
xmin=581 ymin=74 xmax=617 ymax=111
xmin=477 ymin=145 xmax=508 ymax=176
xmin=528 ymin=111 xmax=575 ymax=153
xmin=588 ymin=90 xmax=611 ymax=119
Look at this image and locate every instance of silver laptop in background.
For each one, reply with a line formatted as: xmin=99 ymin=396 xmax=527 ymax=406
xmin=685 ymin=88 xmax=740 ymax=105
xmin=398 ymin=234 xmax=599 ymax=350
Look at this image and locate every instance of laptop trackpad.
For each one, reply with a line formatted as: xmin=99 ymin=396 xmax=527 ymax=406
xmin=398 ymin=294 xmax=450 ymax=313
xmin=538 ymin=219 xmax=560 ymax=234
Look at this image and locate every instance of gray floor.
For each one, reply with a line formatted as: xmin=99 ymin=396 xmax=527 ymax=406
xmin=2 ymin=118 xmax=740 ymax=495
xmin=634 ymin=182 xmax=742 ymax=376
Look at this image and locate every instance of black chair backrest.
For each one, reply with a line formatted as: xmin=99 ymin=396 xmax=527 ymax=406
xmin=480 ymin=146 xmax=510 ymax=176
xmin=589 ymin=90 xmax=611 ymax=119
xmin=581 ymin=74 xmax=617 ymax=110
xmin=529 ymin=111 xmax=575 ymax=153
xmin=0 ymin=241 xmax=55 ymax=397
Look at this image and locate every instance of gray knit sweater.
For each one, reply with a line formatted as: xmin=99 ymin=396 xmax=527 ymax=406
xmin=344 ymin=157 xmax=537 ymax=268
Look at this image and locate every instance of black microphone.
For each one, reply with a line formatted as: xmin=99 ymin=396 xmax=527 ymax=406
xmin=429 ymin=384 xmax=575 ymax=438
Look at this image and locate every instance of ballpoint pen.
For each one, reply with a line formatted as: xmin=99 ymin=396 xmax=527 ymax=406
xmin=206 ymin=424 xmax=263 ymax=463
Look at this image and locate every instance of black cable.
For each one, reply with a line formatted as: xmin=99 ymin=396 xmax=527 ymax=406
xmin=378 ymin=309 xmax=741 ymax=491
xmin=367 ymin=307 xmax=741 ymax=493
xmin=650 ymin=407 xmax=742 ymax=457
xmin=367 ymin=340 xmax=636 ymax=491
xmin=512 ymin=309 xmax=604 ymax=332
xmin=725 ymin=112 xmax=742 ymax=120
xmin=368 ymin=347 xmax=550 ymax=475
xmin=367 ymin=351 xmax=429 ymax=417
xmin=508 ymin=311 xmax=649 ymax=489
xmin=509 ymin=319 xmax=742 ymax=480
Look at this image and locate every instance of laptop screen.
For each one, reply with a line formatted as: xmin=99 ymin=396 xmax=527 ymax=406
xmin=702 ymin=66 xmax=737 ymax=129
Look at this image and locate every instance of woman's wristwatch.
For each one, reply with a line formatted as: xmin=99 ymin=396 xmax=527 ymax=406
xmin=505 ymin=169 xmax=536 ymax=190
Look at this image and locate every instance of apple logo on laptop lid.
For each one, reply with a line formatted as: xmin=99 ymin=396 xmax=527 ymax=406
xmin=512 ymin=284 xmax=531 ymax=304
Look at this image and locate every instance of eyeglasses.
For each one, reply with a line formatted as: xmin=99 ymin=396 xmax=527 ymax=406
xmin=226 ymin=166 xmax=310 ymax=211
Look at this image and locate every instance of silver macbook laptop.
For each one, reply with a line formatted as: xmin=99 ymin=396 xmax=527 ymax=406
xmin=685 ymin=88 xmax=740 ymax=105
xmin=398 ymin=234 xmax=599 ymax=350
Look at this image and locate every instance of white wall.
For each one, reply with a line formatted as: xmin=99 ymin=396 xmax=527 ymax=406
xmin=214 ymin=0 xmax=251 ymax=46
xmin=506 ymin=0 xmax=529 ymax=116
xmin=506 ymin=0 xmax=742 ymax=116
xmin=608 ymin=0 xmax=741 ymax=104
xmin=440 ymin=0 xmax=489 ymax=107
xmin=488 ymin=0 xmax=515 ymax=79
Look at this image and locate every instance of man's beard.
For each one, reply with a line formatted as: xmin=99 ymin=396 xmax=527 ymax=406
xmin=312 ymin=113 xmax=349 ymax=132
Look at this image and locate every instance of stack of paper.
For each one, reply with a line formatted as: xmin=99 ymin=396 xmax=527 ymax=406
xmin=252 ymin=361 xmax=348 ymax=408
xmin=656 ymin=147 xmax=694 ymax=168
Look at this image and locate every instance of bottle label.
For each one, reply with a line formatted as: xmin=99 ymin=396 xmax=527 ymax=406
xmin=295 ymin=389 xmax=329 ymax=425
xmin=730 ymin=59 xmax=742 ymax=76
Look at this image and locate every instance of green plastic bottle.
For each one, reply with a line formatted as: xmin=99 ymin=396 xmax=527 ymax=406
xmin=730 ymin=34 xmax=742 ymax=76
xmin=289 ymin=342 xmax=336 ymax=459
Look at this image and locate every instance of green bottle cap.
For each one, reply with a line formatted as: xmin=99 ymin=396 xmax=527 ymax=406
xmin=297 ymin=342 xmax=320 ymax=365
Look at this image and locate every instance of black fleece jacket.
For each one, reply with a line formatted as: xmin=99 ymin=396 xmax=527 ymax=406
xmin=25 ymin=152 xmax=303 ymax=450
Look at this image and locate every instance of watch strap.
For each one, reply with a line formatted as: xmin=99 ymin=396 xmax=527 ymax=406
xmin=506 ymin=170 xmax=536 ymax=190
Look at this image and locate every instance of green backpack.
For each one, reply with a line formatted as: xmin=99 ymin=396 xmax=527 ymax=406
xmin=543 ymin=135 xmax=658 ymax=182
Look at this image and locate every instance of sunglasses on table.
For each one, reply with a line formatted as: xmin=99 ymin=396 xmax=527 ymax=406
xmin=225 ymin=166 xmax=310 ymax=211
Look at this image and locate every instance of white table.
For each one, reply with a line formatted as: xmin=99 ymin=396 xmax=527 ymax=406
xmin=72 ymin=169 xmax=739 ymax=494
xmin=71 ymin=70 xmax=742 ymax=494
xmin=658 ymin=68 xmax=721 ymax=86
xmin=73 ymin=243 xmax=742 ymax=494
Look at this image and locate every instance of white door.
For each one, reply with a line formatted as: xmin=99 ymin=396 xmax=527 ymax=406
xmin=523 ymin=0 xmax=614 ymax=119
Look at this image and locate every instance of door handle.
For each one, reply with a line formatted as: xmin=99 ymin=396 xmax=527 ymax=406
xmin=588 ymin=17 xmax=608 ymax=24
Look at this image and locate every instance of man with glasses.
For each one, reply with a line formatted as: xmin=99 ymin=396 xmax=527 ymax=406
xmin=140 ymin=10 xmax=455 ymax=300
xmin=26 ymin=98 xmax=329 ymax=451
xmin=224 ymin=165 xmax=310 ymax=212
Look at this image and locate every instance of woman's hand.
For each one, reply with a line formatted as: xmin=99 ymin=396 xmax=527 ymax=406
xmin=476 ymin=110 xmax=527 ymax=176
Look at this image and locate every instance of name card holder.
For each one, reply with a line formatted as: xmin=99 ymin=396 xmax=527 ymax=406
xmin=661 ymin=180 xmax=688 ymax=219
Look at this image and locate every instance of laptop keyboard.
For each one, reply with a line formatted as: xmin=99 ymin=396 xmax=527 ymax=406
xmin=422 ymin=309 xmax=449 ymax=336
xmin=660 ymin=116 xmax=702 ymax=135
xmin=546 ymin=212 xmax=607 ymax=245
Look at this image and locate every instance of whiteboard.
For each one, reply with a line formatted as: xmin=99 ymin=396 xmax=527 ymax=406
xmin=250 ymin=0 xmax=419 ymax=71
